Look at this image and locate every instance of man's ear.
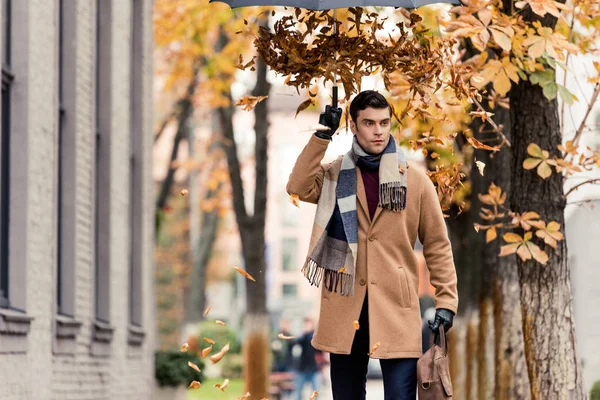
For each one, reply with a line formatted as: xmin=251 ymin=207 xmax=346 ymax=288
xmin=349 ymin=120 xmax=357 ymax=135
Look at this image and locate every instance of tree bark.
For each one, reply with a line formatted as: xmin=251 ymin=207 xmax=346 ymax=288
xmin=510 ymin=79 xmax=584 ymax=399
xmin=216 ymin=19 xmax=272 ymax=397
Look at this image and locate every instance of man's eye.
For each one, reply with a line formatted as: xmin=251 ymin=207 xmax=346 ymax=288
xmin=382 ymin=121 xmax=389 ymax=126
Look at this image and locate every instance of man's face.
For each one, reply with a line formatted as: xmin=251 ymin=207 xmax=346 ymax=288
xmin=349 ymin=107 xmax=392 ymax=155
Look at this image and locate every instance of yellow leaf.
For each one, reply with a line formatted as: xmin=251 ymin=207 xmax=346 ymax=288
xmin=180 ymin=189 xmax=189 ymax=196
xmin=516 ymin=243 xmax=533 ymax=261
xmin=486 ymin=227 xmax=497 ymax=243
xmin=203 ymin=306 xmax=211 ymax=317
xmin=180 ymin=342 xmax=189 ymax=352
xmin=526 ymin=242 xmax=549 ymax=264
xmin=490 ymin=27 xmax=512 ymax=52
xmin=523 ymin=158 xmax=542 ymax=170
xmin=537 ymin=162 xmax=552 ymax=179
xmin=499 ymin=242 xmax=520 ymax=256
xmin=216 ymin=320 xmax=227 ymax=326
xmin=503 ymin=232 xmax=523 ymax=243
xmin=527 ymin=143 xmax=544 ymax=158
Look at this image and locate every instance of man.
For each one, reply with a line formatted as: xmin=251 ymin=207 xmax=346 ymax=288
xmin=286 ymin=90 xmax=458 ymax=399
xmin=272 ymin=319 xmax=293 ymax=373
xmin=292 ymin=317 xmax=320 ymax=400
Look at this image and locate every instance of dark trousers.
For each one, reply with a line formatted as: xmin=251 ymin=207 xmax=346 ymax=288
xmin=329 ymin=295 xmax=418 ymax=400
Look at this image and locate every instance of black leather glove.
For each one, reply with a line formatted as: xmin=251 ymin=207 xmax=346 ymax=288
xmin=428 ymin=308 xmax=455 ymax=333
xmin=314 ymin=105 xmax=342 ymax=140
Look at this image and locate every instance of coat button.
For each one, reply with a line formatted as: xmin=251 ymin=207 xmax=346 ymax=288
xmin=359 ymin=279 xmax=366 ymax=286
xmin=368 ymin=235 xmax=376 ymax=242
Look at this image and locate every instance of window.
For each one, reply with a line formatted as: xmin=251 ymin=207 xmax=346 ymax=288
xmin=0 ymin=0 xmax=12 ymax=309
xmin=281 ymin=237 xmax=297 ymax=272
xmin=282 ymin=284 xmax=297 ymax=298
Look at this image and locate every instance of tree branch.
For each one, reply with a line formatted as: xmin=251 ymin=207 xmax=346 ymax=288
xmin=572 ymin=82 xmax=600 ymax=147
xmin=564 ymin=178 xmax=600 ymax=197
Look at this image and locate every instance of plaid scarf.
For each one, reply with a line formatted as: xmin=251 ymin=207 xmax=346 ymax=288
xmin=302 ymin=136 xmax=408 ymax=296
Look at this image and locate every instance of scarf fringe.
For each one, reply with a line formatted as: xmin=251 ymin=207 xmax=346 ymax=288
xmin=302 ymin=258 xmax=354 ymax=296
xmin=379 ymin=183 xmax=407 ymax=212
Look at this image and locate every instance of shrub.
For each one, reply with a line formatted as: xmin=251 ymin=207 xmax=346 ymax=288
xmin=197 ymin=320 xmax=242 ymax=354
xmin=221 ymin=353 xmax=244 ymax=379
xmin=155 ymin=350 xmax=204 ymax=388
xmin=591 ymin=380 xmax=600 ymax=400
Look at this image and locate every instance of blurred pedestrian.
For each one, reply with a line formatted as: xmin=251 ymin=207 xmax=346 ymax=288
xmin=292 ymin=317 xmax=320 ymax=400
xmin=272 ymin=318 xmax=294 ymax=373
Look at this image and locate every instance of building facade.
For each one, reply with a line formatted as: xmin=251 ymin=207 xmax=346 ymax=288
xmin=0 ymin=1 xmax=155 ymax=399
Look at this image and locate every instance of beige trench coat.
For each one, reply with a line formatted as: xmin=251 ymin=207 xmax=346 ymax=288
xmin=286 ymin=135 xmax=459 ymax=359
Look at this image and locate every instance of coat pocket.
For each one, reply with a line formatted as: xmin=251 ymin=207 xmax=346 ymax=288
xmin=396 ymin=267 xmax=412 ymax=308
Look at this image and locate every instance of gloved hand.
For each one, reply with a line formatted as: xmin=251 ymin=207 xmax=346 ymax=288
xmin=428 ymin=308 xmax=455 ymax=334
xmin=314 ymin=105 xmax=343 ymax=140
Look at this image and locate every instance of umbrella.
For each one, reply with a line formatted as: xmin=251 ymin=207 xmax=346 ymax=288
xmin=210 ymin=0 xmax=461 ymax=108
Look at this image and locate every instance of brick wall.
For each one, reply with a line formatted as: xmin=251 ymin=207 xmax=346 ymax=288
xmin=0 ymin=1 xmax=155 ymax=399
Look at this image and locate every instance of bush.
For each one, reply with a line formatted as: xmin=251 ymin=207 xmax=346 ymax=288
xmin=221 ymin=353 xmax=244 ymax=379
xmin=155 ymin=350 xmax=205 ymax=388
xmin=197 ymin=320 xmax=242 ymax=355
xmin=591 ymin=380 xmax=600 ymax=400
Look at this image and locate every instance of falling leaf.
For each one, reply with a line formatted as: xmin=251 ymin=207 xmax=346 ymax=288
xmin=368 ymin=341 xmax=380 ymax=356
xmin=295 ymin=98 xmax=314 ymax=118
xmin=237 ymin=393 xmax=251 ymax=400
xmin=467 ymin=137 xmax=500 ymax=152
xmin=289 ymin=194 xmax=300 ymax=208
xmin=188 ymin=361 xmax=201 ymax=373
xmin=189 ymin=381 xmax=201 ymax=389
xmin=310 ymin=391 xmax=319 ymax=400
xmin=203 ymin=306 xmax=211 ymax=317
xmin=233 ymin=266 xmax=256 ymax=282
xmin=339 ymin=267 xmax=347 ymax=273
xmin=474 ymin=224 xmax=480 ymax=233
xmin=180 ymin=189 xmax=188 ymax=196
xmin=216 ymin=320 xmax=227 ymax=326
xmin=353 ymin=320 xmax=360 ymax=330
xmin=202 ymin=345 xmax=213 ymax=358
xmin=214 ymin=378 xmax=230 ymax=391
xmin=180 ymin=342 xmax=189 ymax=352
xmin=476 ymin=160 xmax=485 ymax=176
xmin=235 ymin=95 xmax=268 ymax=111
xmin=210 ymin=343 xmax=230 ymax=364
xmin=278 ymin=333 xmax=296 ymax=340
xmin=204 ymin=337 xmax=216 ymax=344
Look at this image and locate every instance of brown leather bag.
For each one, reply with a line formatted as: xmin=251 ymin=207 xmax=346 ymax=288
xmin=417 ymin=325 xmax=453 ymax=399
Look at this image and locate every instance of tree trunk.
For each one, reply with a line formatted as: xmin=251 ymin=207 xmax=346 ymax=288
xmin=217 ymin=18 xmax=272 ymax=397
xmin=510 ymin=79 xmax=584 ymax=399
xmin=155 ymin=61 xmax=201 ymax=236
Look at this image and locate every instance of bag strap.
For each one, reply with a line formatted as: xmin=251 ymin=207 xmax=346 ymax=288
xmin=428 ymin=325 xmax=448 ymax=355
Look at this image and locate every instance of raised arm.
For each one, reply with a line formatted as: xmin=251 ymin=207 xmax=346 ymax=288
xmin=286 ymin=135 xmax=330 ymax=204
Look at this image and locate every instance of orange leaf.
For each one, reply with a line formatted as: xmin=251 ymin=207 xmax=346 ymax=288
xmin=503 ymin=232 xmax=523 ymax=243
xmin=189 ymin=381 xmax=201 ymax=389
xmin=233 ymin=266 xmax=256 ymax=282
xmin=214 ymin=378 xmax=230 ymax=391
xmin=499 ymin=242 xmax=520 ymax=256
xmin=353 ymin=320 xmax=360 ymax=330
xmin=188 ymin=361 xmax=202 ymax=373
xmin=180 ymin=189 xmax=189 ymax=196
xmin=202 ymin=345 xmax=213 ymax=358
xmin=216 ymin=320 xmax=227 ymax=326
xmin=295 ymin=99 xmax=314 ymax=118
xmin=278 ymin=333 xmax=296 ymax=340
xmin=526 ymin=241 xmax=549 ymax=264
xmin=310 ymin=391 xmax=319 ymax=400
xmin=180 ymin=342 xmax=189 ymax=352
xmin=289 ymin=194 xmax=300 ymax=208
xmin=204 ymin=337 xmax=216 ymax=344
xmin=486 ymin=227 xmax=497 ymax=243
xmin=467 ymin=137 xmax=500 ymax=152
xmin=210 ymin=343 xmax=230 ymax=364
xmin=203 ymin=306 xmax=211 ymax=317
xmin=368 ymin=341 xmax=380 ymax=356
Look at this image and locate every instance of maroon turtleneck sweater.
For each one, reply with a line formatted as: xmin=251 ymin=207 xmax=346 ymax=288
xmin=360 ymin=168 xmax=379 ymax=220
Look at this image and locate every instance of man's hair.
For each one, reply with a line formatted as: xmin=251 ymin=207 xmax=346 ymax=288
xmin=349 ymin=90 xmax=391 ymax=123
